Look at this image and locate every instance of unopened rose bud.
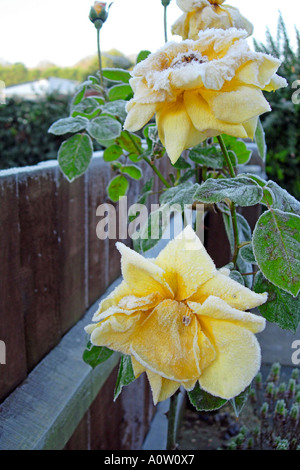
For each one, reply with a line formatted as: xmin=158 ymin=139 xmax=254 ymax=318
xmin=89 ymin=2 xmax=109 ymax=29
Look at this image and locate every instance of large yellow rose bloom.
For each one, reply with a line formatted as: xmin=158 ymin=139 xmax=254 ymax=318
xmin=172 ymin=0 xmax=254 ymax=39
xmin=124 ymin=28 xmax=287 ymax=165
xmin=85 ymin=226 xmax=267 ymax=404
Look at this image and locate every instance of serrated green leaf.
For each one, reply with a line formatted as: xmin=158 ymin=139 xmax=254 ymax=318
xmin=254 ymin=271 xmax=300 ymax=333
xmin=188 ymin=383 xmax=227 ymax=412
xmin=82 ymin=341 xmax=114 ymax=369
xmin=194 ymin=177 xmax=263 ymax=207
xmin=121 ymin=165 xmax=143 ymax=180
xmin=107 ymin=175 xmax=129 ymax=202
xmin=102 ymin=68 xmax=131 ymax=83
xmin=189 ymin=146 xmax=225 ymax=169
xmin=136 ymin=50 xmax=151 ymax=64
xmin=254 ymin=117 xmax=266 ymax=162
xmin=108 ymin=84 xmax=133 ymax=101
xmin=253 ymin=209 xmax=300 ymax=297
xmin=114 ymin=355 xmax=136 ymax=401
xmin=88 ymin=116 xmax=122 ymax=142
xmin=49 ymin=116 xmax=88 ymax=135
xmin=103 ymin=145 xmax=123 ymax=162
xmin=58 ymin=133 xmax=93 ymax=182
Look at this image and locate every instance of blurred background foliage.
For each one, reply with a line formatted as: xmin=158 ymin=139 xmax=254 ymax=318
xmin=254 ymin=14 xmax=300 ymax=199
xmin=0 ymin=49 xmax=133 ymax=87
xmin=0 ymin=50 xmax=133 ymax=169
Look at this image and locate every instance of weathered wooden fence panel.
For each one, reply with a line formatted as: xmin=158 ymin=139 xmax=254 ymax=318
xmin=0 ymin=151 xmax=261 ymax=449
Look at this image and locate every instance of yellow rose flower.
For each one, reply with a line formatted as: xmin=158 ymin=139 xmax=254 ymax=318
xmin=172 ymin=0 xmax=253 ymax=39
xmin=85 ymin=226 xmax=267 ymax=404
xmin=124 ymin=28 xmax=287 ymax=164
xmin=93 ymin=1 xmax=106 ymax=15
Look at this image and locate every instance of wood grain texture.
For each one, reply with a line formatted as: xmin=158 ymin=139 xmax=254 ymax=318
xmin=0 ymin=174 xmax=27 ymax=402
xmin=17 ymin=167 xmax=62 ymax=371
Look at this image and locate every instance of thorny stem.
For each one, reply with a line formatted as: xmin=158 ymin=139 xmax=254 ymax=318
xmin=124 ymin=130 xmax=171 ymax=188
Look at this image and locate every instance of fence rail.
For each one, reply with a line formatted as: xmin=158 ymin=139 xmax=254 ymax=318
xmin=0 ymin=151 xmax=261 ymax=449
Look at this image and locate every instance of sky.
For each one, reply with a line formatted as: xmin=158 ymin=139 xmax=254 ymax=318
xmin=0 ymin=0 xmax=298 ymax=68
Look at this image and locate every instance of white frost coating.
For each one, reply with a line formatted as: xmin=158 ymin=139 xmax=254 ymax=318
xmin=176 ymin=0 xmax=214 ymax=12
xmin=129 ymin=29 xmax=283 ymax=96
xmin=188 ymin=296 xmax=266 ymax=333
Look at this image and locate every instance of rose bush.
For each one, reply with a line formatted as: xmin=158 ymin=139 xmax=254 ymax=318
xmin=124 ymin=28 xmax=287 ymax=164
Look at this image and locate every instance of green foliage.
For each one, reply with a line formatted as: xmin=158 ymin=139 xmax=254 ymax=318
xmin=0 ymin=94 xmax=71 ymax=169
xmin=58 ymin=133 xmax=93 ymax=182
xmin=114 ymin=355 xmax=136 ymax=401
xmin=254 ymin=271 xmax=300 ymax=333
xmin=254 ymin=14 xmax=300 ymax=198
xmin=252 ymin=209 xmax=300 ymax=297
xmin=82 ymin=341 xmax=114 ymax=368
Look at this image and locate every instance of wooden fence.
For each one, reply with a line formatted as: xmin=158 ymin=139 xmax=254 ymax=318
xmin=0 ymin=150 xmax=262 ymax=450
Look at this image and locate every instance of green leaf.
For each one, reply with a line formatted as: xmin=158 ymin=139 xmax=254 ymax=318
xmin=193 ymin=177 xmax=263 ymax=207
xmin=58 ymin=133 xmax=93 ymax=182
xmin=103 ymin=145 xmax=123 ymax=162
xmin=254 ymin=117 xmax=267 ymax=162
xmin=240 ymin=244 xmax=257 ymax=265
xmin=254 ymin=271 xmax=300 ymax=333
xmin=264 ymin=181 xmax=300 ymax=216
xmin=219 ymin=135 xmax=252 ymax=165
xmin=136 ymin=50 xmax=151 ymax=64
xmin=82 ymin=341 xmax=114 ymax=369
xmin=114 ymin=355 xmax=136 ymax=401
xmin=229 ymin=270 xmax=245 ymax=286
xmin=189 ymin=146 xmax=225 ymax=169
xmin=188 ymin=383 xmax=227 ymax=412
xmin=48 ymin=116 xmax=88 ymax=135
xmin=116 ymin=131 xmax=142 ymax=154
xmin=71 ymin=97 xmax=102 ymax=119
xmin=101 ymin=100 xmax=127 ymax=121
xmin=160 ymin=181 xmax=198 ymax=209
xmin=107 ymin=175 xmax=129 ymax=202
xmin=171 ymin=156 xmax=191 ymax=169
xmin=108 ymin=84 xmax=133 ymax=101
xmin=121 ymin=165 xmax=143 ymax=180
xmin=87 ymin=116 xmax=122 ymax=142
xmin=230 ymin=386 xmax=251 ymax=417
xmin=102 ymin=68 xmax=131 ymax=83
xmin=252 ymin=209 xmax=300 ymax=297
